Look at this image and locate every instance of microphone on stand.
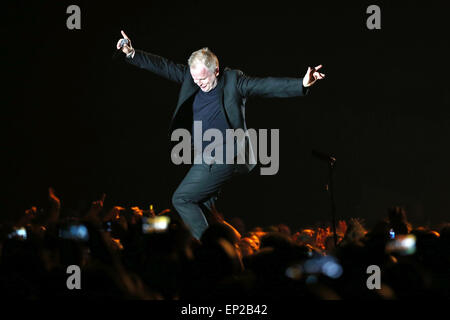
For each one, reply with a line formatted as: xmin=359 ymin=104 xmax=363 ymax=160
xmin=312 ymin=149 xmax=336 ymax=164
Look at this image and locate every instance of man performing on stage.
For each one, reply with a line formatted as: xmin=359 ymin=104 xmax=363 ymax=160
xmin=116 ymin=30 xmax=325 ymax=240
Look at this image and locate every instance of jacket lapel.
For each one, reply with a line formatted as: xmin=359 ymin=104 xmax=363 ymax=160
xmin=216 ymin=71 xmax=225 ymax=108
xmin=170 ymin=75 xmax=198 ymax=124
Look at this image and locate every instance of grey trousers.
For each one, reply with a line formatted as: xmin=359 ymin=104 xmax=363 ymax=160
xmin=171 ymin=160 xmax=242 ymax=240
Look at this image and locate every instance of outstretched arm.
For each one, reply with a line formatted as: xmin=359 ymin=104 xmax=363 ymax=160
xmin=116 ymin=30 xmax=187 ymax=84
xmin=237 ymin=65 xmax=325 ymax=98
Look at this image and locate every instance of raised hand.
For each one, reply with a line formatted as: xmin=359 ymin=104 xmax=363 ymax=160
xmin=116 ymin=30 xmax=133 ymax=55
xmin=17 ymin=206 xmax=37 ymax=227
xmin=47 ymin=187 xmax=61 ymax=224
xmin=87 ymin=193 xmax=106 ymax=218
xmin=157 ymin=208 xmax=171 ymax=216
xmin=103 ymin=205 xmax=125 ymax=222
xmin=337 ymin=220 xmax=347 ymax=237
xmin=303 ymin=65 xmax=325 ymax=87
xmin=48 ymin=187 xmax=61 ymax=209
xmin=24 ymin=206 xmax=38 ymax=217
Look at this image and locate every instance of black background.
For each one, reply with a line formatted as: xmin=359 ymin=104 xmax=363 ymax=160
xmin=3 ymin=1 xmax=450 ymax=230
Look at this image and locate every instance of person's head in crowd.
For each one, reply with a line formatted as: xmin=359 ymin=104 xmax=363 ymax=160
xmin=341 ymin=218 xmax=367 ymax=245
xmin=200 ymin=222 xmax=240 ymax=247
xmin=238 ymin=237 xmax=256 ymax=257
xmin=410 ymin=227 xmax=441 ymax=266
xmin=193 ymin=237 xmax=244 ymax=285
xmin=388 ymin=206 xmax=412 ymax=235
xmin=264 ymin=225 xmax=279 ymax=233
xmin=277 ymin=223 xmax=291 ymax=237
xmin=260 ymin=231 xmax=293 ymax=251
xmin=292 ymin=228 xmax=315 ymax=247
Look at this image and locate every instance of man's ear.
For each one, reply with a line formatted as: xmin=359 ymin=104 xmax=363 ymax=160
xmin=215 ymin=67 xmax=219 ymax=77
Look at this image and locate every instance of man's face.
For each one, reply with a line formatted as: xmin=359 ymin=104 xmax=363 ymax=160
xmin=190 ymin=62 xmax=219 ymax=92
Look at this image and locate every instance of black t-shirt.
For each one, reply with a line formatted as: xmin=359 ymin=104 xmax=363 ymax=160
xmin=192 ymin=86 xmax=231 ymax=161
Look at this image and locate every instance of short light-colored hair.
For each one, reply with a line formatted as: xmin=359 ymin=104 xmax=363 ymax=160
xmin=188 ymin=47 xmax=219 ymax=73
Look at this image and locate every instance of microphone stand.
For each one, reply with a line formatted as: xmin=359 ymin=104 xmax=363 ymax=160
xmin=312 ymin=149 xmax=338 ymax=247
xmin=327 ymin=157 xmax=337 ymax=248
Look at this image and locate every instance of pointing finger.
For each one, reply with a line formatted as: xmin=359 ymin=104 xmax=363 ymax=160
xmin=121 ymin=30 xmax=129 ymax=40
xmin=314 ymin=65 xmax=323 ymax=71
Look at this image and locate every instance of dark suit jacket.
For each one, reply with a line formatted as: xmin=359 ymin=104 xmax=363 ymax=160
xmin=126 ymin=49 xmax=309 ymax=172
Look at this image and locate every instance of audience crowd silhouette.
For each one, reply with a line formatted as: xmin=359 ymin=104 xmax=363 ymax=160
xmin=1 ymin=188 xmax=449 ymax=299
